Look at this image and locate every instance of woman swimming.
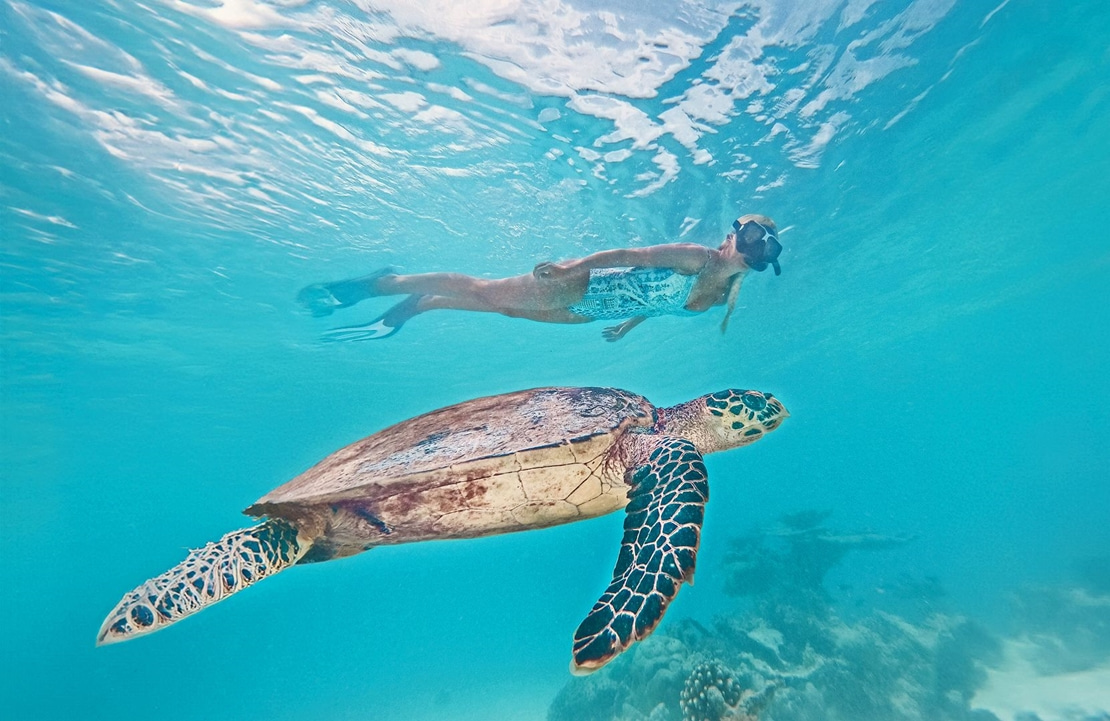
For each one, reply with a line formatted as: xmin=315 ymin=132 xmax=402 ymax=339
xmin=299 ymin=214 xmax=782 ymax=342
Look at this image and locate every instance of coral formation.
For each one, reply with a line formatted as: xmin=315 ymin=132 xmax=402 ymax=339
xmin=721 ymin=510 xmax=914 ymax=617
xmin=548 ymin=512 xmax=1001 ymax=721
xmin=678 ymin=660 xmax=773 ymax=721
xmin=679 ymin=661 xmax=745 ymax=721
xmin=1008 ymin=565 xmax=1110 ymax=675
xmin=970 ymin=559 xmax=1110 ymax=720
xmin=550 ymin=512 xmax=1110 ymax=721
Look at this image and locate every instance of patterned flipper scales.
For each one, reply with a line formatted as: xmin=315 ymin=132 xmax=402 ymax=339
xmin=97 ymin=519 xmax=309 ymax=645
xmin=572 ymin=438 xmax=708 ymax=672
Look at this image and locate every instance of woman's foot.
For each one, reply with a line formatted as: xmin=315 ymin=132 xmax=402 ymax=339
xmin=321 ymin=294 xmax=424 ymax=342
xmin=298 ymin=267 xmax=395 ymax=317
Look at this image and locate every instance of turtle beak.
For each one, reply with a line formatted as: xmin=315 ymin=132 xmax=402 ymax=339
xmin=764 ymin=394 xmax=789 ymax=424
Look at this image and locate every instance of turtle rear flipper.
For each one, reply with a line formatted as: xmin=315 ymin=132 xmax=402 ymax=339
xmin=97 ymin=519 xmax=312 ymax=645
xmin=571 ymin=438 xmax=708 ymax=673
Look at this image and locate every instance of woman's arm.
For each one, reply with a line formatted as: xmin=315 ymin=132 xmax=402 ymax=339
xmin=534 ymin=244 xmax=711 ymax=279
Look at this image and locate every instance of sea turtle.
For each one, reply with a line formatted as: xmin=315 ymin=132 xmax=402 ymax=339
xmin=98 ymin=386 xmax=787 ymax=672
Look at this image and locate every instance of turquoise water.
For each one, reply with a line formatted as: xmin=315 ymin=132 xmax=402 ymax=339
xmin=2 ymin=1 xmax=1108 ymax=719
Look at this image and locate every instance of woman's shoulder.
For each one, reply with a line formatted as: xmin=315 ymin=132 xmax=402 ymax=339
xmin=646 ymin=242 xmax=713 ymax=272
xmin=648 ymin=241 xmax=711 ymax=253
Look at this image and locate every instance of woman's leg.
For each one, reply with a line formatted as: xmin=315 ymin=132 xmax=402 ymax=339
xmin=377 ymin=270 xmax=589 ymax=311
xmin=301 ymin=266 xmax=590 ymax=317
xmin=321 ymin=292 xmax=591 ymax=342
xmin=417 ymin=295 xmax=593 ymax=324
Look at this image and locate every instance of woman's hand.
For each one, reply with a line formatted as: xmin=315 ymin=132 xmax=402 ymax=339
xmin=602 ymin=316 xmax=646 ymax=342
xmin=602 ymin=324 xmax=629 ymax=342
xmin=533 ymin=261 xmax=572 ymax=280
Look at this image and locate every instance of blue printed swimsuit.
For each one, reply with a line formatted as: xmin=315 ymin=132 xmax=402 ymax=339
xmin=567 ymin=267 xmax=699 ymax=321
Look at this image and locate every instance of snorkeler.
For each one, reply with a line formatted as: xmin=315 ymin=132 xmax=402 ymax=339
xmin=299 ymin=214 xmax=782 ymax=342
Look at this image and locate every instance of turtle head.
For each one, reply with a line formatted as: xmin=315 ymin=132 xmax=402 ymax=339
xmin=658 ymin=389 xmax=787 ymax=454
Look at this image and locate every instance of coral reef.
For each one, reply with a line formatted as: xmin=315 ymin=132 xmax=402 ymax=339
xmin=548 ymin=512 xmax=1000 ymax=721
xmin=1008 ymin=561 xmax=1110 ymax=675
xmin=721 ymin=510 xmax=914 ymax=618
xmin=970 ymin=560 xmax=1110 ymax=721
xmin=679 ymin=660 xmax=774 ymax=721
xmin=550 ymin=513 xmax=1110 ymax=721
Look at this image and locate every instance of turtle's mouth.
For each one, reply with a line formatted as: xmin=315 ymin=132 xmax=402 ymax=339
xmin=765 ymin=396 xmax=789 ymax=422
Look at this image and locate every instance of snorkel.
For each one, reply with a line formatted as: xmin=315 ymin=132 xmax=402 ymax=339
xmin=733 ymin=215 xmax=782 ymax=276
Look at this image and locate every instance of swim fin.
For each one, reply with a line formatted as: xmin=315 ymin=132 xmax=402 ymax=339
xmin=297 ymin=267 xmax=395 ymax=317
xmin=320 ymin=294 xmax=422 ymax=342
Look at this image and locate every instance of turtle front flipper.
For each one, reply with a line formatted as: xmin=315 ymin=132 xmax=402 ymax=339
xmin=97 ymin=519 xmax=312 ymax=645
xmin=571 ymin=438 xmax=708 ymax=673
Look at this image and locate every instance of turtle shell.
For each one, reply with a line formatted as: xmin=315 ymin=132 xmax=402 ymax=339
xmin=249 ymin=387 xmax=655 ymax=513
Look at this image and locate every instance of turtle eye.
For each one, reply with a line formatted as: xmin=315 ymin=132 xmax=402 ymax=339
xmin=741 ymin=392 xmax=767 ymax=412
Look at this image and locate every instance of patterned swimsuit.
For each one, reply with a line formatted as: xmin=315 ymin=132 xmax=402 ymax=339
xmin=567 ymin=267 xmax=700 ymax=321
